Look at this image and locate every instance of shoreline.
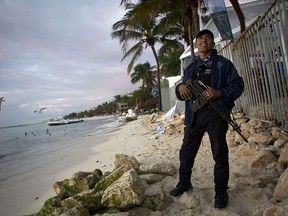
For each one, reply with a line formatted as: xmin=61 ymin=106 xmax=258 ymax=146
xmin=21 ymin=114 xmax=184 ymax=215
xmin=0 ymin=119 xmax=125 ymax=216
xmin=4 ymin=113 xmax=286 ymax=216
xmin=22 ymin=118 xmax=143 ymax=215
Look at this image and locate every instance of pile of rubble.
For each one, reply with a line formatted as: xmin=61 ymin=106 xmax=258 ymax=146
xmin=26 ymin=111 xmax=288 ymax=216
xmin=26 ymin=154 xmax=177 ymax=216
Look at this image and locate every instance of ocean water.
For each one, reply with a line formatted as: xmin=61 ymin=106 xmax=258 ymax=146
xmin=0 ymin=116 xmax=123 ymax=184
xmin=0 ymin=116 xmax=125 ymax=216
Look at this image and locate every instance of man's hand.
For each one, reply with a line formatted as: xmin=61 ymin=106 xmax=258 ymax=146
xmin=179 ymin=84 xmax=194 ymax=100
xmin=202 ymin=86 xmax=221 ymax=101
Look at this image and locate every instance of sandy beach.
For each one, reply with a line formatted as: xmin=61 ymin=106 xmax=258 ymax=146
xmin=19 ymin=116 xmax=151 ymax=215
xmin=20 ymin=115 xmax=180 ymax=215
xmin=15 ymin=113 xmax=288 ymax=215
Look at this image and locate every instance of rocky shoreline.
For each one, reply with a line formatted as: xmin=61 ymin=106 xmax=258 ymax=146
xmin=25 ymin=112 xmax=288 ymax=216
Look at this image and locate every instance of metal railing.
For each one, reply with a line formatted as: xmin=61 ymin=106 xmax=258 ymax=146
xmin=219 ymin=0 xmax=288 ymax=129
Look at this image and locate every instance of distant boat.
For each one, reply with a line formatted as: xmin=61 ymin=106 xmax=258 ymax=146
xmin=67 ymin=119 xmax=84 ymax=124
xmin=47 ymin=119 xmax=84 ymax=126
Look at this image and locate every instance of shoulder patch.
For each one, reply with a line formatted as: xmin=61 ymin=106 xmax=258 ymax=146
xmin=217 ymin=61 xmax=223 ymax=70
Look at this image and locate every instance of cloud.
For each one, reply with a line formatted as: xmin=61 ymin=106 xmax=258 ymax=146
xmin=0 ymin=0 xmax=146 ymax=127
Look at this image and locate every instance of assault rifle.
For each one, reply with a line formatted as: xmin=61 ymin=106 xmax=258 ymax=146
xmin=186 ymin=79 xmax=248 ymax=143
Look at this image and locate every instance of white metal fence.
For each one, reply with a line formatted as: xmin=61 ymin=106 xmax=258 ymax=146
xmin=219 ymin=0 xmax=288 ymax=129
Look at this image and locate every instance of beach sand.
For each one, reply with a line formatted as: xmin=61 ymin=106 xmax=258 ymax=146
xmin=18 ymin=114 xmax=282 ymax=215
xmin=20 ymin=115 xmax=178 ymax=215
xmin=19 ymin=117 xmax=148 ymax=215
xmin=0 ymin=128 xmax=110 ymax=216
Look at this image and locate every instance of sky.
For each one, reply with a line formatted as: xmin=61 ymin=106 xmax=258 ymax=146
xmin=0 ymin=0 xmax=259 ymax=127
xmin=0 ymin=0 xmax=147 ymax=127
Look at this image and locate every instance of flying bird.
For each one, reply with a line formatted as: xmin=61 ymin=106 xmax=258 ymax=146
xmin=0 ymin=97 xmax=5 ymax=111
xmin=34 ymin=107 xmax=47 ymax=113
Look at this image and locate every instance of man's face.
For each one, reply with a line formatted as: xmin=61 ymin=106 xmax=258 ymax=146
xmin=196 ymin=34 xmax=215 ymax=53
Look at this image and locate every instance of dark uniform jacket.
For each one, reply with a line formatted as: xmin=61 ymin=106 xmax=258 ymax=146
xmin=175 ymin=49 xmax=244 ymax=126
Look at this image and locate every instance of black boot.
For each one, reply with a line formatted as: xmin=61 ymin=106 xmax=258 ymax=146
xmin=169 ymin=183 xmax=193 ymax=197
xmin=214 ymin=191 xmax=228 ymax=209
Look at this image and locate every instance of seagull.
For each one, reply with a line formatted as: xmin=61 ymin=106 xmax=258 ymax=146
xmin=0 ymin=97 xmax=5 ymax=111
xmin=34 ymin=107 xmax=47 ymax=113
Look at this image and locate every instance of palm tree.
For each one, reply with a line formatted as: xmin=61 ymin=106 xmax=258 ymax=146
xmin=115 ymin=0 xmax=245 ymax=111
xmin=159 ymin=46 xmax=183 ymax=77
xmin=119 ymin=0 xmax=245 ymax=57
xmin=114 ymin=95 xmax=122 ymax=104
xmin=130 ymin=62 xmax=158 ymax=109
xmin=119 ymin=0 xmax=200 ymax=60
xmin=229 ymin=0 xmax=245 ymax=33
xmin=120 ymin=0 xmax=129 ymax=6
xmin=130 ymin=62 xmax=157 ymax=89
xmin=111 ymin=3 xmax=167 ymax=111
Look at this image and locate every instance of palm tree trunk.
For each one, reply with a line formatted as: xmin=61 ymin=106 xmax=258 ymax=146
xmin=189 ymin=20 xmax=195 ymax=61
xmin=188 ymin=2 xmax=201 ymax=62
xmin=192 ymin=6 xmax=200 ymax=34
xmin=151 ymin=45 xmax=162 ymax=111
xmin=190 ymin=7 xmax=200 ymax=61
xmin=229 ymin=0 xmax=245 ymax=33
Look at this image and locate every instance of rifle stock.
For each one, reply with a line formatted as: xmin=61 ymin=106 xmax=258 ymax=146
xmin=186 ymin=79 xmax=248 ymax=143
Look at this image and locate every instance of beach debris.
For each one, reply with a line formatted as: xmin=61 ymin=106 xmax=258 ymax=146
xmin=72 ymin=169 xmax=103 ymax=188
xmin=94 ymin=164 xmax=132 ymax=192
xmin=143 ymin=185 xmax=172 ymax=211
xmin=138 ymin=163 xmax=177 ymax=176
xmin=274 ymin=169 xmax=288 ymax=201
xmin=101 ymin=169 xmax=148 ymax=209
xmin=278 ymin=144 xmax=288 ymax=165
xmin=34 ymin=196 xmax=66 ymax=216
xmin=53 ymin=179 xmax=89 ymax=197
xmin=60 ymin=205 xmax=89 ymax=216
xmin=251 ymin=149 xmax=278 ymax=169
xmin=125 ymin=109 xmax=137 ymax=121
xmin=60 ymin=192 xmax=103 ymax=212
xmin=53 ymin=169 xmax=103 ymax=196
xmin=26 ymin=113 xmax=288 ymax=216
xmin=262 ymin=206 xmax=287 ymax=216
xmin=139 ymin=173 xmax=165 ymax=184
xmin=156 ymin=100 xmax=178 ymax=134
xmin=30 ymin=154 xmax=178 ymax=215
xmin=114 ymin=153 xmax=141 ymax=169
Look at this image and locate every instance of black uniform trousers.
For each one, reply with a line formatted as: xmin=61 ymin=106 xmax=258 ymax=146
xmin=179 ymin=105 xmax=229 ymax=193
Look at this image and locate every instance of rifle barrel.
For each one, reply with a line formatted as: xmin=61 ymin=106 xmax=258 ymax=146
xmin=186 ymin=79 xmax=248 ymax=143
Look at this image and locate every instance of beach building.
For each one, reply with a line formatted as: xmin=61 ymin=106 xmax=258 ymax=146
xmin=179 ymin=0 xmax=273 ymax=71
xmin=118 ymin=102 xmax=128 ymax=112
xmin=161 ymin=0 xmax=288 ymax=130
